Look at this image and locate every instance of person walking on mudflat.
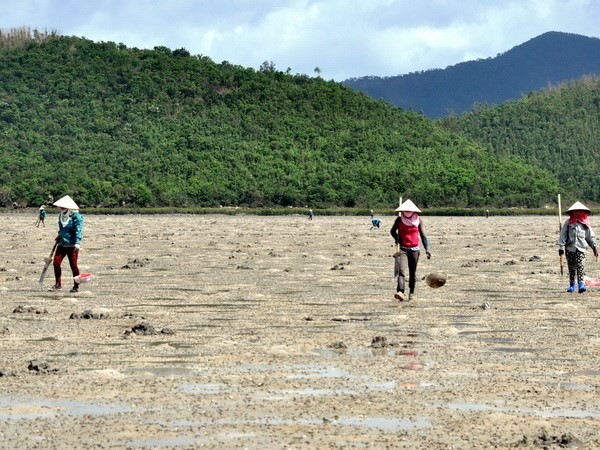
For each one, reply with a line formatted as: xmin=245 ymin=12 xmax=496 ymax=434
xmin=390 ymin=199 xmax=431 ymax=302
xmin=49 ymin=195 xmax=84 ymax=293
xmin=36 ymin=205 xmax=46 ymax=227
xmin=558 ymin=201 xmax=598 ymax=293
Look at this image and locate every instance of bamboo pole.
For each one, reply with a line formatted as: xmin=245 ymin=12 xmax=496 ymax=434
xmin=558 ymin=194 xmax=564 ymax=276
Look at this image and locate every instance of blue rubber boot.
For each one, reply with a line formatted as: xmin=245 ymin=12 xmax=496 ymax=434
xmin=567 ymin=282 xmax=575 ymax=293
xmin=578 ymin=281 xmax=586 ymax=293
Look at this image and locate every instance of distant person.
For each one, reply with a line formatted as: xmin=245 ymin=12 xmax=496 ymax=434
xmin=308 ymin=209 xmax=314 ymax=221
xmin=36 ymin=205 xmax=46 ymax=227
xmin=370 ymin=209 xmax=374 ymax=219
xmin=558 ymin=201 xmax=598 ymax=293
xmin=390 ymin=199 xmax=431 ymax=302
xmin=370 ymin=217 xmax=381 ymax=230
xmin=49 ymin=195 xmax=84 ymax=293
xmin=485 ymin=209 xmax=490 ymax=218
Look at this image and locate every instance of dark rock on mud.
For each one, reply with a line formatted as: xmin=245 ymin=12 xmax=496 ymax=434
xmin=69 ymin=308 xmax=111 ymax=319
xmin=125 ymin=322 xmax=156 ymax=336
xmin=122 ymin=312 xmax=146 ymax=320
xmin=28 ymin=359 xmax=61 ymax=374
xmin=13 ymin=305 xmax=47 ymax=314
xmin=332 ymin=316 xmax=370 ymax=322
xmin=371 ymin=336 xmax=388 ymax=348
xmin=331 ymin=261 xmax=351 ymax=270
xmin=121 ymin=258 xmax=151 ymax=269
xmin=517 ymin=429 xmax=583 ymax=448
xmin=328 ymin=341 xmax=347 ymax=349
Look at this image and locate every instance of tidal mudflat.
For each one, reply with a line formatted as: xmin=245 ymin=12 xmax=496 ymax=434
xmin=0 ymin=212 xmax=598 ymax=448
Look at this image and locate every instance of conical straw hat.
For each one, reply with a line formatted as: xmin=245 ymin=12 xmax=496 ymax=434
xmin=425 ymin=272 xmax=447 ymax=288
xmin=395 ymin=199 xmax=421 ymax=213
xmin=53 ymin=195 xmax=79 ymax=210
xmin=566 ymin=201 xmax=590 ymax=213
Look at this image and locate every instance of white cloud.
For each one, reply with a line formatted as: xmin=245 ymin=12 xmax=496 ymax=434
xmin=1 ymin=0 xmax=599 ymax=80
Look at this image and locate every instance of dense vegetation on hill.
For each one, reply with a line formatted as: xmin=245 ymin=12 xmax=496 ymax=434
xmin=344 ymin=32 xmax=600 ymax=118
xmin=440 ymin=76 xmax=600 ymax=203
xmin=0 ymin=30 xmax=558 ymax=208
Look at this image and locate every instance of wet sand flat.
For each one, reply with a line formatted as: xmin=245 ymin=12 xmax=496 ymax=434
xmin=0 ymin=213 xmax=599 ymax=448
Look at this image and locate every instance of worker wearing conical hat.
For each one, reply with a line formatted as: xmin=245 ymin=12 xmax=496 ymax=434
xmin=390 ymin=199 xmax=431 ymax=302
xmin=49 ymin=195 xmax=84 ymax=293
xmin=36 ymin=205 xmax=46 ymax=227
xmin=558 ymin=201 xmax=597 ymax=293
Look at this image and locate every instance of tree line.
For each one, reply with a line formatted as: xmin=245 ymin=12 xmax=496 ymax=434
xmin=0 ymin=31 xmax=558 ymax=209
xmin=440 ymin=75 xmax=600 ymax=206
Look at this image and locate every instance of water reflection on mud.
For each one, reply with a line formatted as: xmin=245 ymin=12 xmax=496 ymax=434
xmin=447 ymin=401 xmax=600 ymax=418
xmin=0 ymin=396 xmax=132 ymax=419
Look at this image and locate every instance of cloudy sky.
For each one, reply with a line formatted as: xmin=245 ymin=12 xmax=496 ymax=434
xmin=2 ymin=0 xmax=599 ymax=81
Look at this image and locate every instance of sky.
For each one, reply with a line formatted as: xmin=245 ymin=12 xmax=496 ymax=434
xmin=2 ymin=0 xmax=599 ymax=81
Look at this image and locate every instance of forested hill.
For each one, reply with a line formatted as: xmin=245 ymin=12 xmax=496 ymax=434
xmin=0 ymin=33 xmax=557 ymax=208
xmin=440 ymin=76 xmax=600 ymax=203
xmin=343 ymin=32 xmax=600 ymax=119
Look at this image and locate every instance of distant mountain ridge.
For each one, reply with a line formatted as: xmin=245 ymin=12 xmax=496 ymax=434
xmin=343 ymin=32 xmax=600 ymax=118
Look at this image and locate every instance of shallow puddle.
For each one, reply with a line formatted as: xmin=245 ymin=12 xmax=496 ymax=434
xmin=147 ymin=341 xmax=193 ymax=349
xmin=335 ymin=416 xmax=432 ymax=430
xmin=255 ymin=415 xmax=431 ymax=431
xmin=479 ymin=337 xmax=515 ymax=344
xmin=160 ymin=415 xmax=432 ymax=432
xmin=314 ymin=347 xmax=423 ymax=358
xmin=24 ymin=337 xmax=60 ymax=342
xmin=569 ymin=369 xmax=600 ymax=376
xmin=0 ymin=396 xmax=132 ymax=419
xmin=447 ymin=401 xmax=600 ymax=418
xmin=254 ymin=381 xmax=397 ymax=399
xmin=49 ymin=351 xmax=115 ymax=357
xmin=537 ymin=381 xmax=594 ymax=391
xmin=123 ymin=367 xmax=199 ymax=377
xmin=492 ymin=347 xmax=544 ymax=353
xmin=288 ymin=364 xmax=369 ymax=379
xmin=148 ymin=302 xmax=243 ymax=309
xmin=127 ymin=436 xmax=199 ymax=448
xmin=179 ymin=383 xmax=228 ymax=394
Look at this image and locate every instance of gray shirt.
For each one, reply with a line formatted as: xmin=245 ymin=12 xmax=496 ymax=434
xmin=558 ymin=220 xmax=597 ymax=253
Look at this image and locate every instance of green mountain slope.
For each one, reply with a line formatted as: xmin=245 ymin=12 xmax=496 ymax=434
xmin=344 ymin=32 xmax=600 ymax=119
xmin=0 ymin=34 xmax=557 ymax=208
xmin=439 ymin=76 xmax=600 ymax=203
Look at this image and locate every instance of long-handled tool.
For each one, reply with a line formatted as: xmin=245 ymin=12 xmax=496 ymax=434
xmin=39 ymin=241 xmax=58 ymax=285
xmin=394 ymin=196 xmax=403 ymax=278
xmin=394 ymin=243 xmax=401 ymax=277
xmin=558 ymin=194 xmax=563 ymax=276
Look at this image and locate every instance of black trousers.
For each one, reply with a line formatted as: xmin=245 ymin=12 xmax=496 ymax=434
xmin=396 ymin=248 xmax=420 ymax=294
